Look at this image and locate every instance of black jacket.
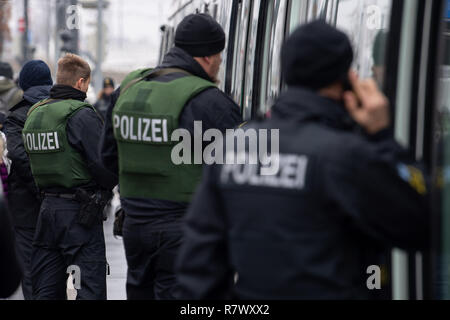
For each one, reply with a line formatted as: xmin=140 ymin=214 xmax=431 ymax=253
xmin=5 ymin=85 xmax=51 ymax=227
xmin=176 ymin=87 xmax=430 ymax=300
xmin=93 ymin=94 xmax=112 ymax=121
xmin=100 ymin=47 xmax=242 ymax=217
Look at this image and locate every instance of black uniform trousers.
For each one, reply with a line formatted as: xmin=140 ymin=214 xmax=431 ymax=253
xmin=122 ymin=214 xmax=182 ymax=300
xmin=31 ymin=196 xmax=107 ymax=300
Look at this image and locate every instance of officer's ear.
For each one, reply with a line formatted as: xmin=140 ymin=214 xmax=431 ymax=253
xmin=74 ymin=78 xmax=83 ymax=90
xmin=194 ymin=56 xmax=208 ymax=66
xmin=74 ymin=77 xmax=90 ymax=92
xmin=202 ymin=56 xmax=213 ymax=65
xmin=193 ymin=56 xmax=212 ymax=74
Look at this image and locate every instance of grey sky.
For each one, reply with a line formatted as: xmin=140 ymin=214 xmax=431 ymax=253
xmin=6 ymin=0 xmax=173 ymax=74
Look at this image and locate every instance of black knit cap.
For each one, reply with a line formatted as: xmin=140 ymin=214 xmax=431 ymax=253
xmin=282 ymin=20 xmax=354 ymax=90
xmin=175 ymin=13 xmax=226 ymax=57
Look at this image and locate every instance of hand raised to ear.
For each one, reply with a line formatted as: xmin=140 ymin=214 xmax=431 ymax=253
xmin=343 ymin=71 xmax=390 ymax=135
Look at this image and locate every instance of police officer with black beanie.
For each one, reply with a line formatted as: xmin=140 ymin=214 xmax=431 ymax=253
xmin=176 ymin=20 xmax=430 ymax=299
xmin=100 ymin=13 xmax=241 ymax=300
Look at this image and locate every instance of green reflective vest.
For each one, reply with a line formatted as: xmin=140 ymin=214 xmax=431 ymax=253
xmin=23 ymin=99 xmax=94 ymax=189
xmin=113 ymin=68 xmax=216 ymax=202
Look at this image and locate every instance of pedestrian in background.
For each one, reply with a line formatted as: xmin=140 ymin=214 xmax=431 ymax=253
xmin=4 ymin=60 xmax=53 ymax=300
xmin=94 ymin=77 xmax=115 ymax=120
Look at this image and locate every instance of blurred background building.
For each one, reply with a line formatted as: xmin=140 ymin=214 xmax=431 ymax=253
xmin=0 ymin=0 xmax=174 ymax=103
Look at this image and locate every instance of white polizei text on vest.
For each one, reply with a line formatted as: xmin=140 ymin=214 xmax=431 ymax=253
xmin=23 ymin=132 xmax=60 ymax=151
xmin=113 ymin=115 xmax=169 ymax=143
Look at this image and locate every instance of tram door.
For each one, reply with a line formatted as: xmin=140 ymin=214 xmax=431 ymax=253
xmin=432 ymin=0 xmax=450 ymax=301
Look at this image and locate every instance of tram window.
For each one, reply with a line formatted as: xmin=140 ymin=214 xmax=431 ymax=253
xmin=287 ymin=0 xmax=308 ymax=33
xmin=288 ymin=0 xmax=340 ymax=26
xmin=242 ymin=0 xmax=263 ymax=120
xmin=308 ymin=0 xmax=340 ymax=23
xmin=216 ymin=0 xmax=234 ymax=90
xmin=230 ymin=0 xmax=252 ymax=107
xmin=335 ymin=0 xmax=392 ymax=88
xmin=435 ymin=0 xmax=450 ymax=300
xmin=159 ymin=26 xmax=174 ymax=62
xmin=258 ymin=0 xmax=288 ymax=116
xmin=158 ymin=26 xmax=168 ymax=65
xmin=213 ymin=3 xmax=219 ymax=20
xmin=167 ymin=26 xmax=175 ymax=51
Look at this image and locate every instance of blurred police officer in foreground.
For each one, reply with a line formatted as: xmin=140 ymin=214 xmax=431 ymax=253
xmin=4 ymin=60 xmax=53 ymax=300
xmin=176 ymin=20 xmax=430 ymax=300
xmin=100 ymin=14 xmax=241 ymax=299
xmin=23 ymin=54 xmax=117 ymax=300
xmin=94 ymin=77 xmax=115 ymax=120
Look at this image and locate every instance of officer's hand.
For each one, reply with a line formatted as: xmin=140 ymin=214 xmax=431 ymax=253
xmin=343 ymin=71 xmax=390 ymax=135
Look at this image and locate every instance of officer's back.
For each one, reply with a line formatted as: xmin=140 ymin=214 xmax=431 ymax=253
xmin=176 ymin=20 xmax=430 ymax=300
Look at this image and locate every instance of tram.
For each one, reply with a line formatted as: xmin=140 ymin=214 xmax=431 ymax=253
xmin=159 ymin=0 xmax=450 ymax=300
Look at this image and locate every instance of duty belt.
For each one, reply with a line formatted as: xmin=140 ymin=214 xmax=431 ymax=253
xmin=41 ymin=192 xmax=76 ymax=200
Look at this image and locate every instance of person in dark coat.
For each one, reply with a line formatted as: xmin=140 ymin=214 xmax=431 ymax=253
xmin=175 ymin=20 xmax=430 ymax=300
xmin=100 ymin=14 xmax=242 ymax=300
xmin=93 ymin=77 xmax=115 ymax=120
xmin=4 ymin=60 xmax=53 ymax=300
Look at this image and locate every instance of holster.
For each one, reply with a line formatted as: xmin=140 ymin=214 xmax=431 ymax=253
xmin=75 ymin=189 xmax=112 ymax=228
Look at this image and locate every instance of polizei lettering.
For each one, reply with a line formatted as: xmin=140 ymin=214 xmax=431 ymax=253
xmin=114 ymin=114 xmax=169 ymax=143
xmin=221 ymin=153 xmax=308 ymax=190
xmin=23 ymin=132 xmax=60 ymax=152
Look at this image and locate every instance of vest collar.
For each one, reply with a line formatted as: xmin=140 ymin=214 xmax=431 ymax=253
xmin=159 ymin=47 xmax=214 ymax=83
xmin=50 ymin=85 xmax=86 ymax=102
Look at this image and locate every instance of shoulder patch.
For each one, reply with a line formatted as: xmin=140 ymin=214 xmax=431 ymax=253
xmin=397 ymin=164 xmax=427 ymax=195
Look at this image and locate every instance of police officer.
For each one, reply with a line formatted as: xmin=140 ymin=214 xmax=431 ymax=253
xmin=23 ymin=54 xmax=117 ymax=300
xmin=4 ymin=60 xmax=53 ymax=300
xmin=175 ymin=20 xmax=430 ymax=299
xmin=100 ymin=14 xmax=241 ymax=300
xmin=94 ymin=77 xmax=115 ymax=120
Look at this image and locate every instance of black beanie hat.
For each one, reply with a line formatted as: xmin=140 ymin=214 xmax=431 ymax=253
xmin=19 ymin=60 xmax=53 ymax=91
xmin=175 ymin=13 xmax=226 ymax=57
xmin=282 ymin=20 xmax=354 ymax=90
